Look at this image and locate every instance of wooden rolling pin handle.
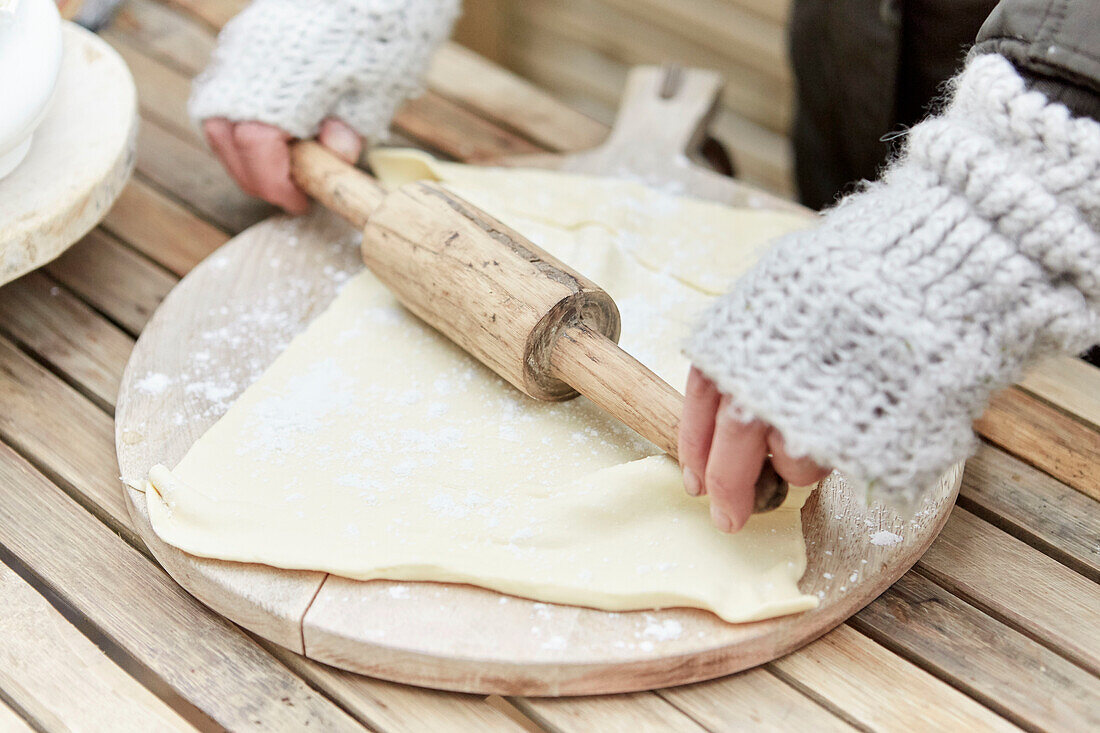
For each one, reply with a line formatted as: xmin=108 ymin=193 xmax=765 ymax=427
xmin=550 ymin=324 xmax=788 ymax=513
xmin=289 ymin=141 xmax=386 ymax=229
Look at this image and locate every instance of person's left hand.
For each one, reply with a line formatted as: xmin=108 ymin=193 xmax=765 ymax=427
xmin=678 ymin=366 xmax=831 ymax=533
xmin=203 ymin=117 xmax=362 ymax=214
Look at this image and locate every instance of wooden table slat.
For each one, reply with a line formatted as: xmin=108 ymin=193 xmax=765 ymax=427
xmin=0 ymin=337 xmax=133 ymax=539
xmin=0 ymin=562 xmax=195 ymax=732
xmin=769 ymin=624 xmax=1020 ymax=732
xmin=101 ymin=179 xmax=231 ymax=277
xmin=111 ymin=0 xmax=216 ymax=76
xmin=427 ymin=43 xmax=608 ymax=153
xmin=0 ymin=442 xmax=366 ymax=732
xmin=513 ymin=692 xmax=707 ymax=733
xmin=517 ymin=0 xmax=790 ymax=133
xmin=1020 ymin=355 xmax=1100 ymax=430
xmin=0 ymin=698 xmax=34 ymax=733
xmin=104 ymin=30 xmax=202 ymax=148
xmin=393 ymin=92 xmax=546 ymax=162
xmin=156 ymin=0 xmax=245 ymax=31
xmin=918 ymin=508 xmax=1100 ymax=674
xmin=852 ymin=573 xmax=1100 ymax=731
xmin=45 ymin=228 xmax=175 ymax=337
xmin=960 ymin=444 xmax=1100 ymax=582
xmin=656 ymin=668 xmax=858 ymax=732
xmin=267 ymin=647 xmax=534 ymax=733
xmin=0 ymin=271 xmax=131 ymax=410
xmin=977 ymin=388 xmax=1100 ymax=502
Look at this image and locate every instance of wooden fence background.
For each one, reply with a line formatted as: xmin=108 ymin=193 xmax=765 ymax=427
xmin=453 ymin=0 xmax=796 ymax=198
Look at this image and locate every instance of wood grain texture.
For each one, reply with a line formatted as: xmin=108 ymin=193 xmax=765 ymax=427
xmin=513 ymin=693 xmax=707 ymax=732
xmin=0 ymin=443 xmax=364 ymax=732
xmin=853 ymin=573 xmax=1100 ymax=731
xmin=111 ymin=0 xmax=215 ymax=75
xmin=655 ymin=668 xmax=857 ymax=732
xmin=357 ymin=177 xmax=620 ymax=400
xmin=0 ymin=296 xmax=319 ymax=656
xmin=0 ymin=25 xmax=137 ymax=286
xmin=769 ymin=624 xmax=1020 ymax=732
xmin=550 ymin=322 xmax=786 ymax=510
xmin=267 ymin=646 xmax=530 ymax=732
xmin=104 ymin=31 xmax=202 ymax=147
xmin=551 ymin=324 xmax=682 ymax=456
xmin=516 ymin=0 xmax=789 ymax=133
xmin=499 ymin=20 xmax=794 ymax=197
xmin=156 ymin=0 xmax=245 ymax=29
xmin=45 ymin=229 xmax=175 ymax=336
xmin=291 ymin=141 xmax=386 ymax=228
xmin=598 ymin=0 xmax=789 ymax=81
xmin=977 ymin=387 xmax=1100 ymax=501
xmin=0 ymin=564 xmax=193 ymax=732
xmin=394 ymin=92 xmax=545 ymax=162
xmin=101 ymin=178 xmax=231 ymax=277
xmin=0 ymin=0 xmax=1082 ymax=726
xmin=1019 ymin=355 xmax=1100 ymax=429
xmin=0 ymin=700 xmax=33 ymax=733
xmin=0 ymin=271 xmax=131 ymax=410
xmin=959 ymin=444 xmax=1100 ymax=582
xmin=0 ymin=336 xmax=133 ymax=538
xmin=918 ymin=508 xmax=1100 ymax=674
xmin=105 ymin=1 xmax=1100 ymax=713
xmin=427 ymin=42 xmax=607 ymax=152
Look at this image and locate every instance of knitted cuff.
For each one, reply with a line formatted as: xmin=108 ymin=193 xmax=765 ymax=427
xmin=687 ymin=55 xmax=1100 ymax=510
xmin=188 ymin=0 xmax=459 ymax=140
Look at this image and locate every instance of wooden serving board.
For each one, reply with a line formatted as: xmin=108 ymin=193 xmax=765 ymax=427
xmin=0 ymin=23 xmax=136 ymax=287
xmin=116 ymin=66 xmax=961 ymax=696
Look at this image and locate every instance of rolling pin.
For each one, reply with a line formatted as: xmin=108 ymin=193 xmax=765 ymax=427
xmin=289 ymin=141 xmax=787 ymax=513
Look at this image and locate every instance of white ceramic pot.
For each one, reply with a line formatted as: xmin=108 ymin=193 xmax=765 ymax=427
xmin=0 ymin=0 xmax=64 ymax=181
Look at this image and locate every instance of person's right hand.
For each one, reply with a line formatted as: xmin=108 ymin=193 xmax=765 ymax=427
xmin=679 ymin=367 xmax=831 ymax=533
xmin=203 ymin=117 xmax=362 ymax=215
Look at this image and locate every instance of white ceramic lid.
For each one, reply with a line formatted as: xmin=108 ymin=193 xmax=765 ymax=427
xmin=0 ymin=0 xmax=64 ymax=159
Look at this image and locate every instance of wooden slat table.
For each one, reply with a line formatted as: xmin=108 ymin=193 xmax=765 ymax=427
xmin=0 ymin=1 xmax=1096 ymax=729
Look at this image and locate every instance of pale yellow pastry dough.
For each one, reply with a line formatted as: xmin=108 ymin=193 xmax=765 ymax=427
xmin=146 ymin=152 xmax=819 ymax=623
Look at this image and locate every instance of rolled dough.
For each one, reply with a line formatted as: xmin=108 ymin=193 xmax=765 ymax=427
xmin=146 ymin=151 xmax=820 ymax=623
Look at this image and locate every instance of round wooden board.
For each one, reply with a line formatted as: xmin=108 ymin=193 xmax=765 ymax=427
xmin=0 ymin=23 xmax=137 ymax=287
xmin=117 ymin=208 xmax=961 ymax=696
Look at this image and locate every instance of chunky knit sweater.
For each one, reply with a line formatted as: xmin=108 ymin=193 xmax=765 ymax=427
xmin=688 ymin=54 xmax=1100 ymax=508
xmin=191 ymin=7 xmax=1099 ymax=509
xmin=189 ymin=0 xmax=460 ymax=140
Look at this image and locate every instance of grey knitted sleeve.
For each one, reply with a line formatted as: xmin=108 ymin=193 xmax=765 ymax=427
xmin=188 ymin=0 xmax=460 ymax=140
xmin=686 ymin=54 xmax=1100 ymax=509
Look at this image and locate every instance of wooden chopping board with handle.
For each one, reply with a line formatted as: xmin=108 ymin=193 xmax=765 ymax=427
xmin=115 ymin=65 xmax=961 ymax=696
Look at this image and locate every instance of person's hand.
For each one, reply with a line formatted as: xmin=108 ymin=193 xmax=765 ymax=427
xmin=679 ymin=366 xmax=830 ymax=533
xmin=203 ymin=117 xmax=362 ymax=214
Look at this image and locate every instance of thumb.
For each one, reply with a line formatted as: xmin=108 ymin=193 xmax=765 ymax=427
xmin=318 ymin=118 xmax=363 ymax=164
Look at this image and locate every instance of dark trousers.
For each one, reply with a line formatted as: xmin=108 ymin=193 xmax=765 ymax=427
xmin=789 ymin=0 xmax=998 ymax=210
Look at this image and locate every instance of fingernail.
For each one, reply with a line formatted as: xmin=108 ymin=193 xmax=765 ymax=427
xmin=683 ymin=468 xmax=701 ymax=496
xmin=710 ymin=504 xmax=733 ymax=533
xmin=327 ymin=126 xmax=361 ymax=162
